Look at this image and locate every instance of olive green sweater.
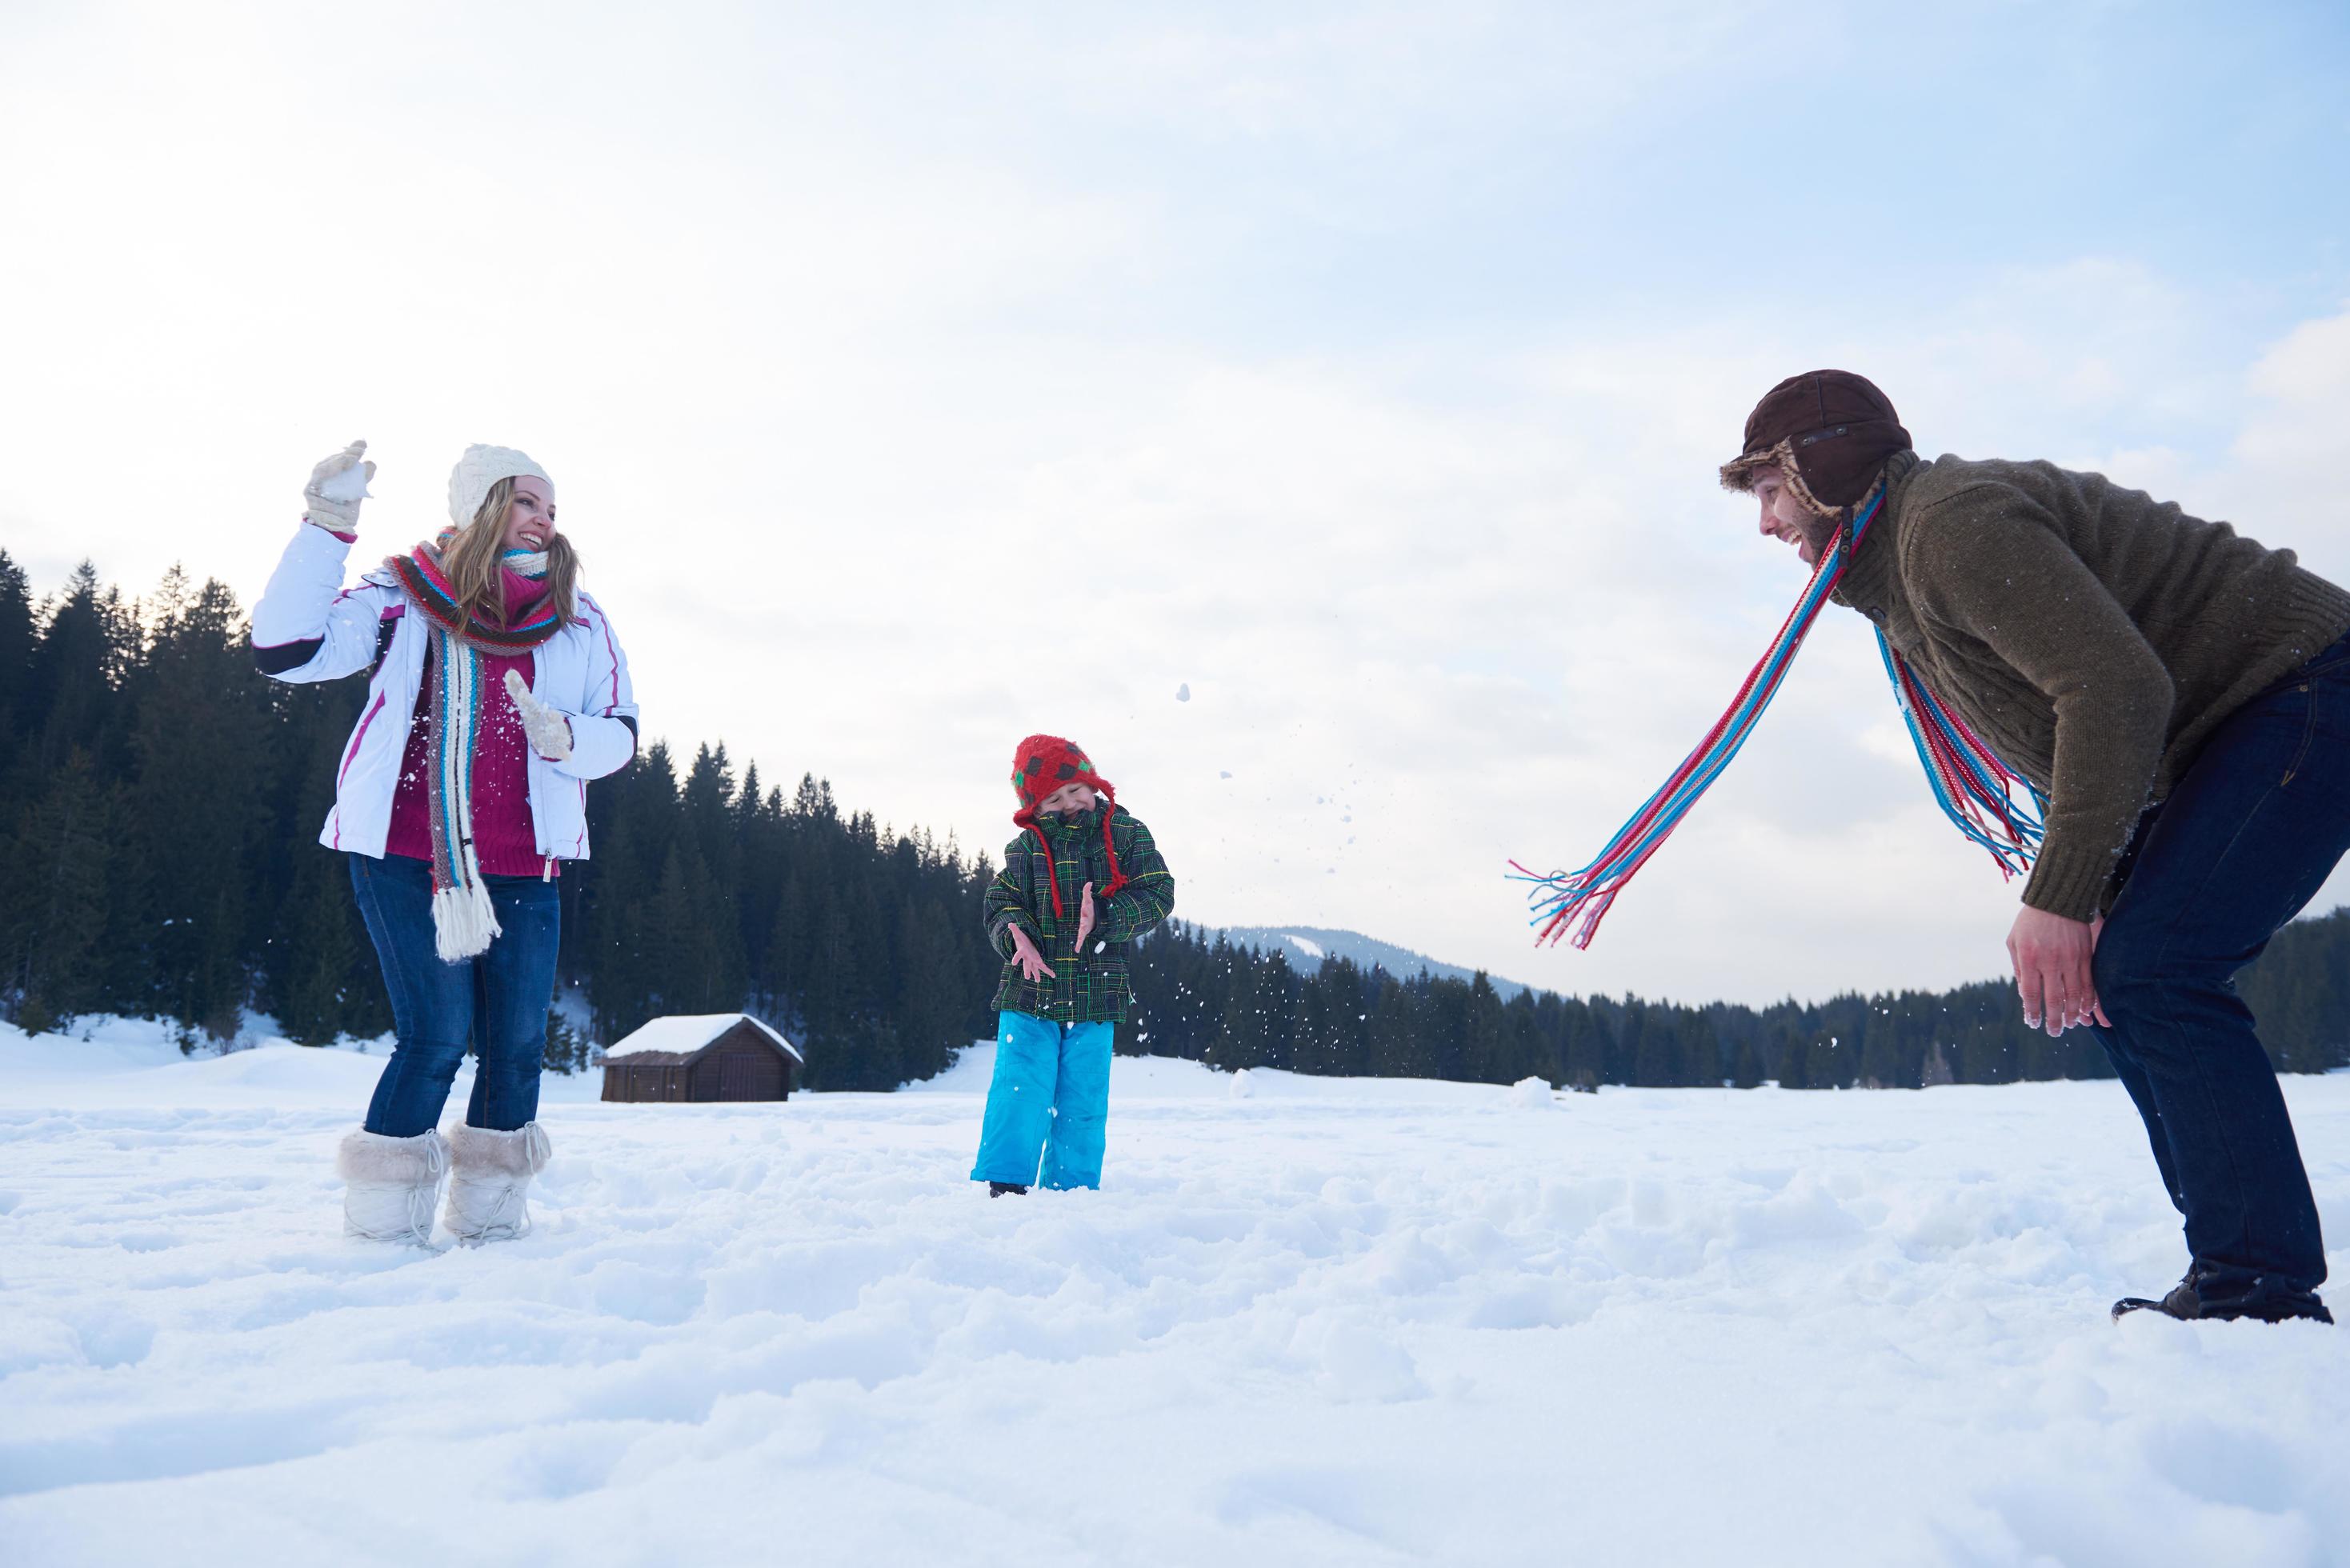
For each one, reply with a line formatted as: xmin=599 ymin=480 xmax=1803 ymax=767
xmin=1832 ymin=450 xmax=2350 ymax=921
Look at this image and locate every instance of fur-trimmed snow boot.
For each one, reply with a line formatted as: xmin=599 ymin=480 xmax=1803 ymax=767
xmin=337 ymin=1128 xmax=449 ymax=1245
xmin=442 ymin=1122 xmax=552 ymax=1244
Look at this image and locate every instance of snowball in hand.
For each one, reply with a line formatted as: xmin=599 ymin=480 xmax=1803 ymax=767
xmin=316 ymin=464 xmax=372 ymax=503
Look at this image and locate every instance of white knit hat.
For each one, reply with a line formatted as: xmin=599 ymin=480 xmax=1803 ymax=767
xmin=446 ymin=444 xmax=553 ymax=531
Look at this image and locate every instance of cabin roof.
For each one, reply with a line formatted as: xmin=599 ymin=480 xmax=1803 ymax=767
xmin=603 ymin=1013 xmax=805 ymax=1064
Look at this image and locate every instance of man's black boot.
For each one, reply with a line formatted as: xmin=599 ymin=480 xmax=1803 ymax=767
xmin=2114 ymin=1265 xmax=2333 ymax=1325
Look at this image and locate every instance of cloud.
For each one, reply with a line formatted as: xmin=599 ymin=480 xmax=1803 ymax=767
xmin=2 ymin=3 xmax=2344 ymax=1006
xmin=2230 ymin=304 xmax=2350 ymax=565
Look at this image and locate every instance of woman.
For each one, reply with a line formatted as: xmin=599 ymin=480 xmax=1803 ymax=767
xmin=252 ymin=441 xmax=639 ymax=1245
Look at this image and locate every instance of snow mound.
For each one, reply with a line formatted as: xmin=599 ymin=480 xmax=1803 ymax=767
xmin=0 ymin=1017 xmax=190 ymax=1078
xmin=1295 ymin=1316 xmax=1427 ymax=1402
xmin=1505 ymin=1075 xmax=1557 ymax=1110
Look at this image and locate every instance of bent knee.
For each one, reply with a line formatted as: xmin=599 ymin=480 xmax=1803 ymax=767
xmin=2092 ymin=922 xmax=2249 ymax=1028
xmin=2091 ymin=918 xmax=2172 ymax=1003
xmin=387 ymin=1037 xmax=470 ymax=1070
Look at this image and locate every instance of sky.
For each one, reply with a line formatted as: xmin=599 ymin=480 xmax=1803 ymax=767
xmin=3 ymin=0 xmax=2347 ymax=1006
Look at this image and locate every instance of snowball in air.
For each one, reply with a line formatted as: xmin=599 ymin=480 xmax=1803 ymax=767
xmin=1176 ymin=683 xmax=1191 ymax=702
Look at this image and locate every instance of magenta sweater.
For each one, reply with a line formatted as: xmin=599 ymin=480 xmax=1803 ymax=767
xmin=383 ymin=643 xmax=550 ymax=878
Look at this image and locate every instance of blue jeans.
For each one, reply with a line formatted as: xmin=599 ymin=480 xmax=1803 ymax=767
xmin=350 ymin=853 xmax=561 ymax=1138
xmin=971 ymin=1012 xmax=1115 ymax=1190
xmin=2090 ymin=631 xmax=2350 ymax=1305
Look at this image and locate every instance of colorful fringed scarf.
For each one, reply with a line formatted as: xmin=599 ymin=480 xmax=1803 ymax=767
xmin=1512 ymin=482 xmax=2046 ymax=950
xmin=389 ymin=539 xmax=564 ymax=960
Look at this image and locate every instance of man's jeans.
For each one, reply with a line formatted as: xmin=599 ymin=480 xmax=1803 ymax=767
xmin=2091 ymin=630 xmax=2350 ymax=1305
xmin=971 ymin=1012 xmax=1115 ymax=1190
xmin=350 ymin=853 xmax=561 ymax=1138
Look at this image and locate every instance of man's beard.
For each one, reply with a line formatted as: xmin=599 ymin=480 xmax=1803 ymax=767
xmin=1796 ymin=513 xmax=1841 ymax=564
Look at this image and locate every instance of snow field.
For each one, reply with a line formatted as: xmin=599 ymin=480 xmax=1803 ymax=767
xmin=2 ymin=1029 xmax=2346 ymax=1566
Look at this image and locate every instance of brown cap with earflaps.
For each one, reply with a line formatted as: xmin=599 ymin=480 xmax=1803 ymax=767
xmin=1719 ymin=370 xmax=1912 ymax=516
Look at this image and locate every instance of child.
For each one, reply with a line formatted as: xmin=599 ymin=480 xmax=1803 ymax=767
xmin=973 ymin=735 xmax=1176 ymax=1194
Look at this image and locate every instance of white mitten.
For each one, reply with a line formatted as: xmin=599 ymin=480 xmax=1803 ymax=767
xmin=503 ymin=668 xmax=574 ymax=761
xmin=303 ymin=439 xmax=375 ymax=534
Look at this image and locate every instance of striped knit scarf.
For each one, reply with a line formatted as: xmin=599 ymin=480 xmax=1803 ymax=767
xmin=1512 ymin=482 xmax=2046 ymax=950
xmin=389 ymin=538 xmax=564 ymax=960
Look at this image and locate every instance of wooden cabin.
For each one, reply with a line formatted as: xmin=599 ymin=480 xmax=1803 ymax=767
xmin=600 ymin=1014 xmax=803 ymax=1103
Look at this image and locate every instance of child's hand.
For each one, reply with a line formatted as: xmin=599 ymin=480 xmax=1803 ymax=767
xmin=1009 ymin=924 xmax=1055 ymax=983
xmin=1075 ymin=882 xmax=1096 ymax=950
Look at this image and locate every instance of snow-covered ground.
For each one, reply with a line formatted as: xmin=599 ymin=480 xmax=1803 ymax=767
xmin=2 ymin=1023 xmax=2346 ymax=1566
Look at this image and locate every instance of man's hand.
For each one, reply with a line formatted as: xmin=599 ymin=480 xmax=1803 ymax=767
xmin=2008 ymin=904 xmax=2111 ymax=1037
xmin=1007 ymin=924 xmax=1055 ymax=984
xmin=1075 ymin=882 xmax=1097 ymax=950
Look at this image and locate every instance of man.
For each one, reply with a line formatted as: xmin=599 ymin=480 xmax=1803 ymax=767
xmin=1721 ymin=370 xmax=2348 ymax=1326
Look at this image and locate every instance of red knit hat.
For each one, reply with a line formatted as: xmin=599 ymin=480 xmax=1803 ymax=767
xmin=1011 ymin=734 xmax=1127 ymax=919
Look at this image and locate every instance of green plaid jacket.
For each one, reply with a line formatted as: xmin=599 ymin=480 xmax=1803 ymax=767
xmin=986 ymin=805 xmax=1175 ymax=1024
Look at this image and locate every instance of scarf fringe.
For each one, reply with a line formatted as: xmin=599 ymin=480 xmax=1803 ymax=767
xmin=423 ymin=620 xmax=503 ymax=960
xmin=1514 ymin=483 xmax=2044 ymax=949
xmin=431 ymin=878 xmax=502 ymax=962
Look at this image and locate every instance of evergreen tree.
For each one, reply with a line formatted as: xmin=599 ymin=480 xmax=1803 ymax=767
xmin=1770 ymin=1022 xmax=1805 ymax=1089
xmin=0 ymin=550 xmax=34 ymax=749
xmin=1368 ymin=972 xmax=1432 ymax=1078
xmin=25 ymin=563 xmax=133 ymax=780
xmin=1562 ymin=1004 xmax=1611 ymax=1091
xmin=130 ymin=573 xmax=270 ymax=1036
xmin=1730 ymin=1034 xmax=1764 ymax=1089
xmin=1463 ymin=973 xmax=1507 ymax=1082
xmin=2 ymin=750 xmax=116 ymax=1030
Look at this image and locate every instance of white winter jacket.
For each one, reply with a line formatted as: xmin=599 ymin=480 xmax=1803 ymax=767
xmin=251 ymin=525 xmax=640 ymax=864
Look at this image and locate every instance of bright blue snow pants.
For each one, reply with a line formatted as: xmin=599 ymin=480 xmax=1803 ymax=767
xmin=971 ymin=1012 xmax=1114 ymax=1190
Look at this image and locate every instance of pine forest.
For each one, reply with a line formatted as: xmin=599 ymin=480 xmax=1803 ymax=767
xmin=5 ymin=554 xmax=2347 ymax=1090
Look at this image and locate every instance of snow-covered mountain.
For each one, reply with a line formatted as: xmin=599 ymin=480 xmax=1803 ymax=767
xmin=1213 ymin=926 xmax=1532 ymax=1000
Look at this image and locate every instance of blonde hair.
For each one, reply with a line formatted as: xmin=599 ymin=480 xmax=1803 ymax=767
xmin=439 ymin=476 xmax=581 ymax=627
